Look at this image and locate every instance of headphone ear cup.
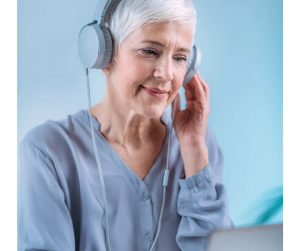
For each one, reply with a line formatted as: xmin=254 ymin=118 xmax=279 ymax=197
xmin=183 ymin=46 xmax=201 ymax=84
xmin=78 ymin=23 xmax=113 ymax=69
xmin=100 ymin=26 xmax=114 ymax=68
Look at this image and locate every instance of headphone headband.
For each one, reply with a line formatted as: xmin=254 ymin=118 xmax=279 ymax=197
xmin=78 ymin=0 xmax=201 ymax=75
xmin=93 ymin=0 xmax=122 ymax=25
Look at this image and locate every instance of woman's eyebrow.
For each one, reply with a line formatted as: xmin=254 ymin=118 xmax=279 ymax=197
xmin=141 ymin=40 xmax=190 ymax=53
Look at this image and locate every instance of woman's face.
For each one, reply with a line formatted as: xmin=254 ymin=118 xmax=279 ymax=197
xmin=105 ymin=22 xmax=194 ymax=120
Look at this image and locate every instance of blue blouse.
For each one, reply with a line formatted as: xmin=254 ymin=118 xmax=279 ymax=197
xmin=18 ymin=109 xmax=233 ymax=251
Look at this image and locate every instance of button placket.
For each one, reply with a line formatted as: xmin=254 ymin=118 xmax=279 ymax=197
xmin=138 ymin=185 xmax=153 ymax=250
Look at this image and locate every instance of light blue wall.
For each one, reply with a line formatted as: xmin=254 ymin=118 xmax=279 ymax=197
xmin=18 ymin=0 xmax=282 ymax=226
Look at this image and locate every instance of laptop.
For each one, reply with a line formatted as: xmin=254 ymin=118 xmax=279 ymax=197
xmin=206 ymin=224 xmax=283 ymax=251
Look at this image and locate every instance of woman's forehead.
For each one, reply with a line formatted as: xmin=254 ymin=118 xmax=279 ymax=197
xmin=123 ymin=22 xmax=194 ymax=49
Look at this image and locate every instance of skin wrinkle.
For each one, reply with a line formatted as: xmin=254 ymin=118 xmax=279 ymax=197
xmin=93 ymin=97 xmax=160 ymax=149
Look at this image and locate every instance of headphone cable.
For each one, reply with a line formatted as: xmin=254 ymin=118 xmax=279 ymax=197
xmin=149 ymin=97 xmax=177 ymax=251
xmin=85 ymin=68 xmax=112 ymax=251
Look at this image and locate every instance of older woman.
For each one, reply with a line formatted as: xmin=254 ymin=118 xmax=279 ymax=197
xmin=18 ymin=0 xmax=233 ymax=250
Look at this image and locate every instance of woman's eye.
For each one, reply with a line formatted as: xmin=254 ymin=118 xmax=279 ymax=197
xmin=140 ymin=48 xmax=159 ymax=57
xmin=174 ymin=56 xmax=187 ymax=63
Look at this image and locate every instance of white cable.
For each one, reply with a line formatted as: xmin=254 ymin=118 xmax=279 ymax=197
xmin=85 ymin=68 xmax=112 ymax=251
xmin=149 ymin=97 xmax=177 ymax=251
xmin=149 ymin=186 xmax=167 ymax=251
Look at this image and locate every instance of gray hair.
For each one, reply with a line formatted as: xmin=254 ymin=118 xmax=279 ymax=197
xmin=108 ymin=0 xmax=197 ymax=53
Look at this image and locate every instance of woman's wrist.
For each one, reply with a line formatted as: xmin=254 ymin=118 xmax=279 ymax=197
xmin=180 ymin=143 xmax=209 ymax=178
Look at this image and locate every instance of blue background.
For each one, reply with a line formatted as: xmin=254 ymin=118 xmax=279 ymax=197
xmin=18 ymin=0 xmax=282 ymax=226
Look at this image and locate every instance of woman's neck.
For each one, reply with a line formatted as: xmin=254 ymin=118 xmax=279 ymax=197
xmin=91 ymin=99 xmax=166 ymax=151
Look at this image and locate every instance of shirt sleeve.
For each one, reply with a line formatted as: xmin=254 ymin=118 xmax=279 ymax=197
xmin=18 ymin=138 xmax=75 ymax=251
xmin=175 ymin=133 xmax=234 ymax=251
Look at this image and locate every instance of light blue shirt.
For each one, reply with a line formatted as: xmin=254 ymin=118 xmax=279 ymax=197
xmin=18 ymin=109 xmax=233 ymax=251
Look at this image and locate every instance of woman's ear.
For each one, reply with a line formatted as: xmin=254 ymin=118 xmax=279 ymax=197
xmin=103 ymin=51 xmax=118 ymax=74
xmin=102 ymin=63 xmax=112 ymax=74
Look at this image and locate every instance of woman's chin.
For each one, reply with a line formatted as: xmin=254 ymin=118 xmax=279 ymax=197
xmin=137 ymin=106 xmax=166 ymax=120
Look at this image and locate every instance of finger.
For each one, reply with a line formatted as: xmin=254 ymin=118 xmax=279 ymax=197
xmin=190 ymin=73 xmax=207 ymax=103
xmin=183 ymin=79 xmax=199 ymax=100
xmin=198 ymin=74 xmax=211 ymax=113
xmin=188 ymin=74 xmax=210 ymax=116
xmin=183 ymin=84 xmax=197 ymax=112
xmin=184 ymin=84 xmax=193 ymax=101
xmin=197 ymin=74 xmax=210 ymax=101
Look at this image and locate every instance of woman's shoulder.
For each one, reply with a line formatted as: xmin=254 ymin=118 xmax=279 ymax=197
xmin=20 ymin=109 xmax=91 ymax=154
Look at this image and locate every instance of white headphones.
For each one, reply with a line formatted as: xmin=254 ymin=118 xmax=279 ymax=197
xmin=78 ymin=0 xmax=201 ymax=84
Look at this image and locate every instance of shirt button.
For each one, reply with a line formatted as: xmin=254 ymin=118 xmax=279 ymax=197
xmin=141 ymin=192 xmax=150 ymax=201
xmin=145 ymin=232 xmax=152 ymax=242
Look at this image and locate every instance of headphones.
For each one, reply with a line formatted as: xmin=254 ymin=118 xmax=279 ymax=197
xmin=78 ymin=0 xmax=201 ymax=84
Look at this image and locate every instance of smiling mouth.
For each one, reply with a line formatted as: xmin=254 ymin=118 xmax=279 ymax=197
xmin=141 ymin=86 xmax=169 ymax=94
xmin=140 ymin=86 xmax=170 ymax=99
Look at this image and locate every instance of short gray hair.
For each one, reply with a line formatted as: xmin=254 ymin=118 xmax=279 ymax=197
xmin=108 ymin=0 xmax=196 ymax=52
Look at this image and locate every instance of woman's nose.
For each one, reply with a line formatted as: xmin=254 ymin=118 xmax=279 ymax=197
xmin=153 ymin=57 xmax=174 ymax=82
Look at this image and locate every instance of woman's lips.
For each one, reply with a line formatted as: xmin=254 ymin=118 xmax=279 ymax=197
xmin=141 ymin=86 xmax=169 ymax=99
